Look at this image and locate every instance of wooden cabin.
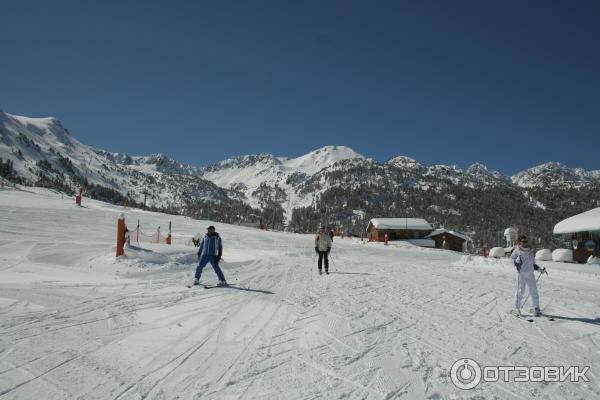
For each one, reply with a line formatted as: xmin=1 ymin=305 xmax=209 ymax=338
xmin=554 ymin=207 xmax=600 ymax=263
xmin=426 ymin=229 xmax=468 ymax=252
xmin=367 ymin=218 xmax=432 ymax=242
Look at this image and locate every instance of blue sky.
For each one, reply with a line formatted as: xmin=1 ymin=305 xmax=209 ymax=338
xmin=1 ymin=0 xmax=598 ymax=174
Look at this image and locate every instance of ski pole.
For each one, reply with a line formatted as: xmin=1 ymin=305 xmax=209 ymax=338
xmin=329 ymin=253 xmax=338 ymax=272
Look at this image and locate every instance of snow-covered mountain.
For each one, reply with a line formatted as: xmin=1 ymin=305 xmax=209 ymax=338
xmin=511 ymin=162 xmax=600 ymax=188
xmin=0 ymin=111 xmax=232 ymax=209
xmin=198 ymin=146 xmax=366 ymax=213
xmin=2 ymin=110 xmax=599 ymax=228
xmin=197 ymin=149 xmax=516 ymax=214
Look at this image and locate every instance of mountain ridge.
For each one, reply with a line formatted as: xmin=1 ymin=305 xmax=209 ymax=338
xmin=2 ymin=110 xmax=599 ymax=247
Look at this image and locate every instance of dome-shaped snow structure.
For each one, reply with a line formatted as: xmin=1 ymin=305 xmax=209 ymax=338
xmin=489 ymin=247 xmax=505 ymax=258
xmin=552 ymin=249 xmax=573 ymax=263
xmin=535 ymin=249 xmax=552 ymax=261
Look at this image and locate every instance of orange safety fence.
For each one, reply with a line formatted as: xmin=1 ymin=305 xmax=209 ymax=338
xmin=128 ymin=221 xmax=170 ymax=245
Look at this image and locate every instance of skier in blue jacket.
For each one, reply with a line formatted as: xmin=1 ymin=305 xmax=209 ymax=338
xmin=192 ymin=226 xmax=227 ymax=286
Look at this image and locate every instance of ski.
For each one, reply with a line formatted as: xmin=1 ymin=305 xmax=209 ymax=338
xmin=510 ymin=310 xmax=534 ymax=322
xmin=202 ymin=283 xmax=235 ymax=289
xmin=510 ymin=311 xmax=555 ymax=322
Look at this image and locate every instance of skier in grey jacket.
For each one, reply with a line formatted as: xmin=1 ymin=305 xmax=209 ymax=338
xmin=315 ymin=225 xmax=333 ymax=275
xmin=511 ymin=235 xmax=545 ymax=317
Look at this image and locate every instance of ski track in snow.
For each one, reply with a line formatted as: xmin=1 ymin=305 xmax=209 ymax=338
xmin=1 ymin=187 xmax=599 ymax=399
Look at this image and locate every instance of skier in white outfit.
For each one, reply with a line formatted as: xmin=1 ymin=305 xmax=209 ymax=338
xmin=511 ymin=235 xmax=545 ymax=317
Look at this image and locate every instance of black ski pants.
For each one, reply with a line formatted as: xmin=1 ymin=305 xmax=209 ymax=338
xmin=318 ymin=251 xmax=329 ymax=271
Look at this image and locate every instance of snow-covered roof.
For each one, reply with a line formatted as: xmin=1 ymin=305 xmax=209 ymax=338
xmin=426 ymin=229 xmax=468 ymax=241
xmin=369 ymin=218 xmax=432 ymax=231
xmin=553 ymin=207 xmax=600 ymax=234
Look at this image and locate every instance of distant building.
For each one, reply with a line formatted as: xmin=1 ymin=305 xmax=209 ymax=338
xmin=426 ymin=229 xmax=468 ymax=252
xmin=367 ymin=218 xmax=433 ymax=244
xmin=553 ymin=207 xmax=600 ymax=263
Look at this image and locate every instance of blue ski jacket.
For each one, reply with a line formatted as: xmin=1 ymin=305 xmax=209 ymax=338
xmin=198 ymin=232 xmax=222 ymax=257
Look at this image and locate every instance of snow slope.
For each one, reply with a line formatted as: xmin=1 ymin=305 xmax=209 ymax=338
xmin=1 ymin=188 xmax=600 ymax=399
xmin=0 ymin=111 xmax=230 ymax=209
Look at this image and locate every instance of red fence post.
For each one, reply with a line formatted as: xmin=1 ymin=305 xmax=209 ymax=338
xmin=75 ymin=187 xmax=84 ymax=206
xmin=166 ymin=221 xmax=172 ymax=245
xmin=116 ymin=214 xmax=126 ymax=257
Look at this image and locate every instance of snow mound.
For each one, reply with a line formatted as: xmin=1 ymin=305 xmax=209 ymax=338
xmin=489 ymin=247 xmax=505 ymax=258
xmin=535 ymin=249 xmax=552 ymax=261
xmin=406 ymin=238 xmax=436 ymax=248
xmin=123 ymin=244 xmax=171 ymax=265
xmin=552 ymin=249 xmax=573 ymax=263
xmin=457 ymin=254 xmax=511 ymax=268
xmin=588 ymin=255 xmax=600 ymax=265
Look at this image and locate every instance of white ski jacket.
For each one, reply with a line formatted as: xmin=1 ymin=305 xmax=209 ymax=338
xmin=511 ymin=246 xmax=535 ymax=272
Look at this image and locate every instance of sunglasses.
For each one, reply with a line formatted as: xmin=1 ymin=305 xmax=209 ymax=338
xmin=520 ymin=240 xmax=528 ymax=243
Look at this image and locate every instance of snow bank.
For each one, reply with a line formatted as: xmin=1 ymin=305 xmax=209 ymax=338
xmin=588 ymin=255 xmax=600 ymax=265
xmin=406 ymin=238 xmax=436 ymax=248
xmin=489 ymin=247 xmax=505 ymax=258
xmin=535 ymin=249 xmax=552 ymax=261
xmin=552 ymin=248 xmax=573 ymax=262
xmin=457 ymin=254 xmax=515 ymax=270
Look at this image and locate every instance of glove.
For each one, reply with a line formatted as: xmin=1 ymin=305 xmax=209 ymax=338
xmin=327 ymin=247 xmax=331 ymax=254
xmin=534 ymin=264 xmax=547 ymax=274
xmin=215 ymin=255 xmax=221 ymax=263
xmin=315 ymin=247 xmax=319 ymax=254
xmin=514 ymin=256 xmax=522 ymax=272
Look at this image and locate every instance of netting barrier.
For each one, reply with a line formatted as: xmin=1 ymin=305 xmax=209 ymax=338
xmin=127 ymin=220 xmax=171 ymax=245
